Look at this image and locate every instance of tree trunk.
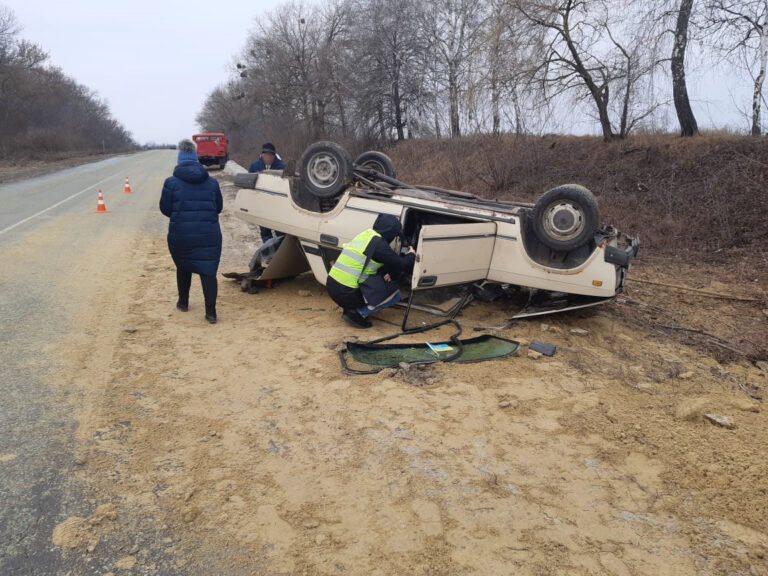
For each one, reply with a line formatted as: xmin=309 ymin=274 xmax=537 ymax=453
xmin=619 ymin=58 xmax=632 ymax=138
xmin=672 ymin=0 xmax=698 ymax=137
xmin=491 ymin=65 xmax=500 ymax=136
xmin=332 ymin=72 xmax=347 ymax=136
xmin=405 ymin=104 xmax=411 ymax=139
xmin=336 ymin=90 xmax=348 ymax=136
xmin=595 ymin=88 xmax=614 ymax=142
xmin=512 ymin=86 xmax=523 ymax=136
xmin=448 ymin=61 xmax=460 ymax=138
xmin=751 ymin=5 xmax=768 ymax=136
xmin=561 ymin=15 xmax=614 ymax=140
xmin=311 ymin=99 xmax=326 ymax=139
xmin=489 ymin=16 xmax=501 ymax=136
xmin=377 ymin=100 xmax=387 ymax=141
xmin=317 ymin=99 xmax=326 ymax=138
xmin=393 ymin=57 xmax=405 ymax=140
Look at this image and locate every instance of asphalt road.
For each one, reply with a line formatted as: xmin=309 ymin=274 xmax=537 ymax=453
xmin=0 ymin=151 xmax=179 ymax=575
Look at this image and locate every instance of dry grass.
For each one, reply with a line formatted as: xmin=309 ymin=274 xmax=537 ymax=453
xmin=387 ymin=134 xmax=768 ymax=258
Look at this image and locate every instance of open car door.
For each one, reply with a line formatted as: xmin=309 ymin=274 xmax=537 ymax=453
xmin=412 ymin=222 xmax=497 ymax=289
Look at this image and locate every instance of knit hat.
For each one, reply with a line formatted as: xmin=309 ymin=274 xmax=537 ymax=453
xmin=261 ymin=142 xmax=276 ymax=155
xmin=177 ymin=139 xmax=198 ymax=163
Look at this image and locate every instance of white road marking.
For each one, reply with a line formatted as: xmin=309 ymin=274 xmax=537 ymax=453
xmin=0 ymin=172 xmax=123 ymax=236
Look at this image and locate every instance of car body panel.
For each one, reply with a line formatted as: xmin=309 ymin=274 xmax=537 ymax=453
xmin=259 ymin=235 xmax=310 ymax=280
xmin=488 ymin=220 xmax=617 ymax=297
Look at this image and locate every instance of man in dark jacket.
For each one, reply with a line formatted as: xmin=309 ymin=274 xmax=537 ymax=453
xmin=326 ymin=214 xmax=416 ymax=328
xmin=249 ymin=142 xmax=287 ymax=244
xmin=160 ymin=139 xmax=224 ymax=324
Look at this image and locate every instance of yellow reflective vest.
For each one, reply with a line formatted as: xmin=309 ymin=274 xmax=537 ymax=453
xmin=328 ymin=229 xmax=383 ymax=288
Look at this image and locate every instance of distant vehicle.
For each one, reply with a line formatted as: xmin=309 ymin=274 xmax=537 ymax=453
xmin=192 ymin=133 xmax=228 ymax=169
xmin=231 ymin=141 xmax=639 ymax=319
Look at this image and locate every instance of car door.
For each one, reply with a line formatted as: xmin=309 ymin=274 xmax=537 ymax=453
xmin=412 ymin=222 xmax=497 ymax=289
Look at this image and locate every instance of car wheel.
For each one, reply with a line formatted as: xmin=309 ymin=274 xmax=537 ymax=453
xmin=531 ymin=184 xmax=599 ymax=252
xmin=353 ymin=151 xmax=396 ymax=178
xmin=299 ymin=141 xmax=353 ymax=199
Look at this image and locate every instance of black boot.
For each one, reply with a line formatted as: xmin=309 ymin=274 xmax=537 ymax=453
xmin=201 ymin=275 xmax=218 ymax=324
xmin=176 ymin=269 xmax=192 ymax=312
xmin=342 ymin=309 xmax=371 ymax=328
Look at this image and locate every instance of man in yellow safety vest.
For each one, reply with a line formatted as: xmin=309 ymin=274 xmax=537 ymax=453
xmin=327 ymin=214 xmax=416 ymax=328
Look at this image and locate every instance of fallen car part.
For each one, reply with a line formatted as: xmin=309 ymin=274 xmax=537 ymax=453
xmin=340 ymin=335 xmax=520 ymax=375
xmin=400 ymin=286 xmax=471 ymax=331
xmin=248 ymin=234 xmax=285 ymax=271
xmin=339 ymin=318 xmax=520 ymax=375
xmin=402 ymin=283 xmax=613 ymax=321
xmin=511 ymin=289 xmax=613 ymax=319
xmin=529 ymin=340 xmax=557 ymax=357
xmin=221 ymin=270 xmax=268 ymax=293
xmin=398 ymin=285 xmax=474 ymax=324
xmin=222 ymin=235 xmax=309 ymax=293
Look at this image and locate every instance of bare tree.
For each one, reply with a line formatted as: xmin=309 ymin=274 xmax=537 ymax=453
xmin=704 ymin=0 xmax=768 ymax=135
xmin=672 ymin=0 xmax=699 ymax=136
xmin=422 ymin=0 xmax=485 ymax=138
xmin=350 ymin=0 xmax=426 ymax=140
xmin=486 ymin=0 xmax=513 ymax=134
xmin=0 ymin=5 xmax=132 ymax=157
xmin=515 ymin=0 xmax=665 ymax=140
xmin=196 ymin=83 xmax=251 ymax=134
xmin=480 ymin=0 xmax=547 ymax=135
xmin=0 ymin=6 xmax=46 ymax=95
xmin=0 ymin=5 xmax=19 ymax=63
xmin=317 ymin=1 xmax=353 ymax=136
xmin=231 ymin=0 xmax=355 ymax=144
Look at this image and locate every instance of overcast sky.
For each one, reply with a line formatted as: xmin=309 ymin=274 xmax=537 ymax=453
xmin=3 ymin=0 xmax=756 ymax=143
xmin=4 ymin=0 xmax=262 ymax=144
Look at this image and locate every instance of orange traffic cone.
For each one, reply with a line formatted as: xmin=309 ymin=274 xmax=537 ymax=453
xmin=124 ymin=177 xmax=132 ymax=194
xmin=96 ymin=190 xmax=108 ymax=213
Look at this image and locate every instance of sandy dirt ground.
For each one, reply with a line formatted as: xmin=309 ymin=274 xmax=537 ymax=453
xmin=54 ymin=169 xmax=768 ymax=575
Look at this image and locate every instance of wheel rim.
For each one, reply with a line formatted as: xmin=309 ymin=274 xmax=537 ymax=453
xmin=542 ymin=201 xmax=585 ymax=242
xmin=307 ymin=152 xmax=339 ymax=190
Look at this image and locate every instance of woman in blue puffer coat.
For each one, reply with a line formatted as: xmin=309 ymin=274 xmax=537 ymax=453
xmin=160 ymin=139 xmax=223 ymax=324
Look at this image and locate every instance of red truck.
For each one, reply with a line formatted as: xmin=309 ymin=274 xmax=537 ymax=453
xmin=192 ymin=133 xmax=228 ymax=168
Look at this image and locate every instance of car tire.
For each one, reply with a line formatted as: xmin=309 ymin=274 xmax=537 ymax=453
xmin=353 ymin=151 xmax=396 ymax=178
xmin=299 ymin=141 xmax=353 ymax=199
xmin=531 ymin=184 xmax=599 ymax=252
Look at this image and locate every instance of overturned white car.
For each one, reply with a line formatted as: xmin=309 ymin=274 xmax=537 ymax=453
xmin=231 ymin=141 xmax=638 ymax=318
